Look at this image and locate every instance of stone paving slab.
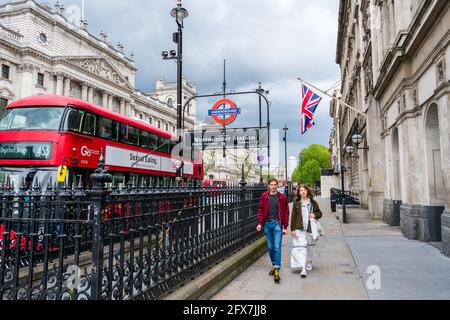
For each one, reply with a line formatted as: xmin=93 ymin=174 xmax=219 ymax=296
xmin=342 ymin=205 xmax=450 ymax=300
xmin=345 ymin=234 xmax=450 ymax=300
xmin=212 ymin=199 xmax=368 ymax=300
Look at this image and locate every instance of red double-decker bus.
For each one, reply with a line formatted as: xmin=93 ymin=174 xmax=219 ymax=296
xmin=0 ymin=95 xmax=204 ymax=189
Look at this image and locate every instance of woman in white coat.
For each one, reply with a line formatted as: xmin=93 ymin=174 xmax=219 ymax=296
xmin=290 ymin=185 xmax=323 ymax=278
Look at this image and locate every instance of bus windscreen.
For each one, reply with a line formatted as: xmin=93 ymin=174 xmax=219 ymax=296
xmin=0 ymin=107 xmax=64 ymax=131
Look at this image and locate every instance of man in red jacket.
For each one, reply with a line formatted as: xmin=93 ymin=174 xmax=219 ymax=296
xmin=256 ymin=178 xmax=290 ymax=283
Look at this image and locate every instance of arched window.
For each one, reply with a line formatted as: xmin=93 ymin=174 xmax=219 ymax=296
xmin=425 ymin=103 xmax=445 ymax=203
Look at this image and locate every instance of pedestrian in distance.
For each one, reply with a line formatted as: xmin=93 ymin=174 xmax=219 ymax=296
xmin=256 ymin=178 xmax=290 ymax=283
xmin=290 ymin=185 xmax=323 ymax=278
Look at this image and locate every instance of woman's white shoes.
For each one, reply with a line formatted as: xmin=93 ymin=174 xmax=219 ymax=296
xmin=300 ymin=269 xmax=307 ymax=278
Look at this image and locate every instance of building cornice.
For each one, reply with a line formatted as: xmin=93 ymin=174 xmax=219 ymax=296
xmin=380 ymin=28 xmax=450 ymax=114
xmin=373 ymin=0 xmax=448 ymax=100
xmin=336 ymin=0 xmax=348 ymax=64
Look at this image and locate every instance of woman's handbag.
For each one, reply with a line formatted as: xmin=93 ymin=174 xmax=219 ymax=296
xmin=309 ymin=219 xmax=319 ymax=241
xmin=315 ymin=220 xmax=324 ymax=236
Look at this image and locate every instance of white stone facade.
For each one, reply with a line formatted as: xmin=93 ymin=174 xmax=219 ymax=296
xmin=332 ymin=0 xmax=450 ymax=255
xmin=0 ymin=0 xmax=197 ymax=134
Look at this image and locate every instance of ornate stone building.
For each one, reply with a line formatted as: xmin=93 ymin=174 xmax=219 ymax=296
xmin=332 ymin=0 xmax=450 ymax=256
xmin=0 ymin=0 xmax=197 ymax=133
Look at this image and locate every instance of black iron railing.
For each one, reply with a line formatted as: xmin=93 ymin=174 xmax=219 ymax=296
xmin=0 ymin=171 xmax=265 ymax=300
xmin=330 ymin=188 xmax=360 ymax=213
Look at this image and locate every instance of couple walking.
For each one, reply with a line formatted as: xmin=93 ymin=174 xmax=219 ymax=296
xmin=256 ymin=178 xmax=322 ymax=282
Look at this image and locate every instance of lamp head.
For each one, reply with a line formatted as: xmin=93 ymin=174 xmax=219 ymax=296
xmin=352 ymin=133 xmax=363 ymax=146
xmin=171 ymin=3 xmax=189 ymax=26
xmin=345 ymin=145 xmax=355 ymax=155
xmin=162 ymin=51 xmax=169 ymax=59
xmin=170 ymin=50 xmax=177 ymax=57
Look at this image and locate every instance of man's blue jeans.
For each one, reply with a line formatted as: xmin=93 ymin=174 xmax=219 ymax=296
xmin=264 ymin=220 xmax=283 ymax=269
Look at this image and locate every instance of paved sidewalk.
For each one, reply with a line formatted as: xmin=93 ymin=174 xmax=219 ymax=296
xmin=212 ymin=199 xmax=368 ymax=300
xmin=212 ymin=199 xmax=450 ymax=300
xmin=341 ymin=213 xmax=450 ymax=300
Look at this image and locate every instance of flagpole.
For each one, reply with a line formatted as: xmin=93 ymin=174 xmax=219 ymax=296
xmin=297 ymin=77 xmax=366 ymax=117
xmin=81 ymin=0 xmax=85 ymax=21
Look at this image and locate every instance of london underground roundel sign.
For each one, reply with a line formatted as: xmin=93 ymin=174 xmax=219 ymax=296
xmin=208 ymin=98 xmax=241 ymax=126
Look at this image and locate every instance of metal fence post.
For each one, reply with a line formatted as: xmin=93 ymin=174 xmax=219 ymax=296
xmin=88 ymin=152 xmax=112 ymax=300
xmin=239 ymin=165 xmax=247 ymax=247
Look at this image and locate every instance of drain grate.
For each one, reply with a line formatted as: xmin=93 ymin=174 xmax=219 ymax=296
xmin=342 ymin=271 xmax=355 ymax=275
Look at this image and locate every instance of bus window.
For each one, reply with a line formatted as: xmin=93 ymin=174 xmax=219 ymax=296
xmin=120 ymin=124 xmax=139 ymax=146
xmin=140 ymin=130 xmax=157 ymax=150
xmin=158 ymin=136 xmax=170 ymax=154
xmin=170 ymin=139 xmax=178 ymax=154
xmin=64 ymin=108 xmax=84 ymax=132
xmin=82 ymin=113 xmax=97 ymax=136
xmin=98 ymin=117 xmax=118 ymax=140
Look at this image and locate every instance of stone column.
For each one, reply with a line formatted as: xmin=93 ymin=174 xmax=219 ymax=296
xmin=366 ymin=100 xmax=385 ymax=220
xmin=129 ymin=104 xmax=135 ymax=118
xmin=56 ymin=73 xmax=64 ymax=95
xmin=50 ymin=73 xmax=57 ymax=94
xmin=438 ymin=92 xmax=450 ymax=257
xmin=108 ymin=94 xmax=114 ymax=111
xmin=120 ymin=99 xmax=126 ymax=115
xmin=18 ymin=64 xmax=35 ymax=97
xmin=81 ymin=82 xmax=88 ymax=101
xmin=102 ymin=91 xmax=108 ymax=108
xmin=88 ymin=86 xmax=94 ymax=103
xmin=63 ymin=76 xmax=71 ymax=96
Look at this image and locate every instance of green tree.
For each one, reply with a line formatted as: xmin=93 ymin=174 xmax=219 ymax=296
xmin=291 ymin=144 xmax=330 ymax=185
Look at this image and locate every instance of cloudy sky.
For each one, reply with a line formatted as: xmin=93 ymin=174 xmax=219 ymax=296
xmin=40 ymin=0 xmax=340 ymax=165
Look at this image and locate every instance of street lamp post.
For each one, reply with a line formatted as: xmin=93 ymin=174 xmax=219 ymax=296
xmin=256 ymin=82 xmax=265 ymax=184
xmin=341 ymin=165 xmax=347 ymax=223
xmin=283 ymin=124 xmax=289 ymax=197
xmin=163 ymin=0 xmax=189 ymax=183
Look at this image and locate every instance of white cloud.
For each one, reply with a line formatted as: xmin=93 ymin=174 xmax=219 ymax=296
xmin=41 ymin=0 xmax=339 ymax=161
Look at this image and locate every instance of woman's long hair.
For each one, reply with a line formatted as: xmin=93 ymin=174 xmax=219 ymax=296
xmin=295 ymin=185 xmax=315 ymax=201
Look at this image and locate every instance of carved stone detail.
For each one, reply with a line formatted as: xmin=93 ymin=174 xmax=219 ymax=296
xmin=70 ymin=58 xmax=128 ymax=88
xmin=17 ymin=63 xmax=35 ymax=73
xmin=436 ymin=59 xmax=446 ymax=86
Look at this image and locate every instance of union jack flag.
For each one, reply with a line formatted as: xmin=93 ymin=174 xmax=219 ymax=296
xmin=300 ymin=84 xmax=322 ymax=135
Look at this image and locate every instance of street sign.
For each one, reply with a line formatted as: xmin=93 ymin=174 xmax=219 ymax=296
xmin=57 ymin=165 xmax=67 ymax=183
xmin=209 ymin=98 xmax=241 ymax=126
xmin=257 ymin=154 xmax=265 ymax=164
xmin=172 ymin=158 xmax=183 ymax=169
xmin=184 ymin=127 xmax=268 ymax=151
